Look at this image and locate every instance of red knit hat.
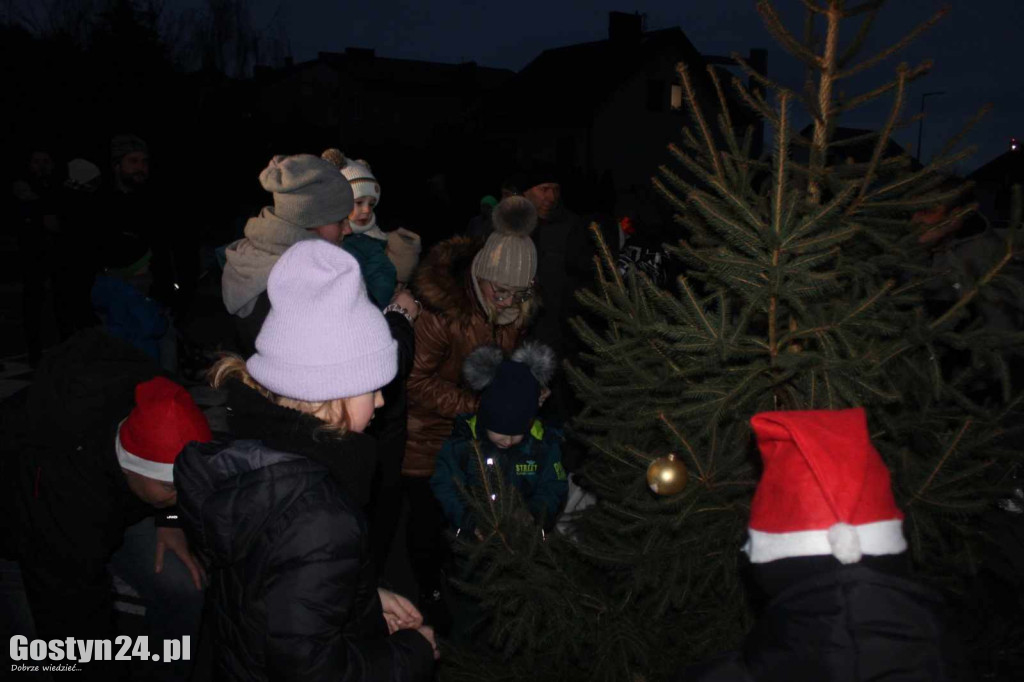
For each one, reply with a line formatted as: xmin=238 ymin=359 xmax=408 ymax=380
xmin=743 ymin=408 xmax=906 ymax=565
xmin=115 ymin=377 xmax=212 ymax=482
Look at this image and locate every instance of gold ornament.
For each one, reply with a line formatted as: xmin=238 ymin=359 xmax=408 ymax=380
xmin=646 ymin=453 xmax=688 ymax=496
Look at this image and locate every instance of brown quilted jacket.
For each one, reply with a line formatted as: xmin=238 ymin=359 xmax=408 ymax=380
xmin=403 ymin=236 xmax=532 ymax=477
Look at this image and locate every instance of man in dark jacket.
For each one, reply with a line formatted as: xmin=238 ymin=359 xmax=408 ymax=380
xmin=509 ymin=168 xmax=591 ymax=358
xmin=6 ymin=331 xmax=210 ymax=681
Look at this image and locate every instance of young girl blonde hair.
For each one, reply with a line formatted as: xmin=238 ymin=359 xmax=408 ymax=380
xmin=208 ymin=354 xmax=351 ymax=436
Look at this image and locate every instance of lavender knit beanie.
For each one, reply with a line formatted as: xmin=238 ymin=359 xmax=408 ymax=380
xmin=246 ymin=240 xmax=397 ymax=401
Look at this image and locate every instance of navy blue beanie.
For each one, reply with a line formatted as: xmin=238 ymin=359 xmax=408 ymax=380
xmin=477 ymin=360 xmax=540 ymax=437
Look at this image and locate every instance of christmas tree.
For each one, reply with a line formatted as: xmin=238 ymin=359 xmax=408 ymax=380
xmin=443 ymin=2 xmax=1023 ymax=680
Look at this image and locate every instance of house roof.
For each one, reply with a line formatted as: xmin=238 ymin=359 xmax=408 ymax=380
xmin=969 ymin=147 xmax=1024 ymax=185
xmin=795 ymin=125 xmax=916 ymax=167
xmin=495 ymin=27 xmax=709 ymax=124
xmin=264 ymin=50 xmax=514 ymax=93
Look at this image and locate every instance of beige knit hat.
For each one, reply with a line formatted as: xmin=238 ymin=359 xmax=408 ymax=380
xmin=471 ymin=196 xmax=537 ymax=288
xmin=386 ymin=227 xmax=422 ymax=284
xmin=259 ymin=154 xmax=354 ymax=229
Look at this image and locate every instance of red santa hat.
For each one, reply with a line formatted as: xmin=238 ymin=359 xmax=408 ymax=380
xmin=743 ymin=408 xmax=907 ymax=565
xmin=115 ymin=377 xmax=212 ymax=482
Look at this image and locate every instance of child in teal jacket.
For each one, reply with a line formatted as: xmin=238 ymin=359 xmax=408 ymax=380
xmin=323 ymin=151 xmax=397 ymax=308
xmin=430 ymin=342 xmax=567 ymax=534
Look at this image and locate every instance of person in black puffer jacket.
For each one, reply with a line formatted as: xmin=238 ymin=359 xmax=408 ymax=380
xmin=689 ymin=408 xmax=969 ymax=682
xmin=3 ymin=330 xmax=210 ymax=682
xmin=175 ymin=240 xmax=437 ymax=681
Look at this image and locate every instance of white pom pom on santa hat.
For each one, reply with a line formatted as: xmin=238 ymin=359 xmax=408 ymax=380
xmin=741 ymin=408 xmax=907 ymax=565
xmin=827 ymin=523 xmax=863 ymax=565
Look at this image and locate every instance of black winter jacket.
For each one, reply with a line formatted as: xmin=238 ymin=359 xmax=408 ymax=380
xmin=3 ymin=330 xmax=176 ymax=642
xmin=691 ymin=561 xmax=969 ymax=682
xmin=174 ymin=380 xmax=434 ymax=682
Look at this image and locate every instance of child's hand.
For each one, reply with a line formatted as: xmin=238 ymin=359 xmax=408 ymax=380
xmin=539 ymin=387 xmax=552 ymax=407
xmin=390 ymin=289 xmax=421 ymax=322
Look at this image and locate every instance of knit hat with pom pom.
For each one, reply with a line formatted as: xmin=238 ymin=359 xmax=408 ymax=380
xmin=322 ymin=149 xmax=384 ymax=237
xmin=471 ymin=195 xmax=537 ymax=288
xmin=463 ymin=341 xmax=557 ymax=436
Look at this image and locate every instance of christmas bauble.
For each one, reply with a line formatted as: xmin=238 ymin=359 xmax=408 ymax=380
xmin=646 ymin=453 xmax=688 ymax=495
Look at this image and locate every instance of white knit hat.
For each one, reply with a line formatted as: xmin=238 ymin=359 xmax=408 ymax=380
xmin=246 ymin=240 xmax=397 ymax=401
xmin=322 ymin=149 xmax=383 ymax=237
xmin=339 ymin=157 xmax=380 ymax=205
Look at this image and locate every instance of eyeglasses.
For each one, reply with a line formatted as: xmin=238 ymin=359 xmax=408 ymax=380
xmin=491 ymin=284 xmax=534 ymax=304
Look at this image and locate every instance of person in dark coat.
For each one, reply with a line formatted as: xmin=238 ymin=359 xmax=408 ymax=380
xmin=11 ymin=147 xmax=60 ymax=366
xmin=508 ymin=168 xmax=591 ymax=358
xmin=97 ymin=134 xmax=196 ymax=315
xmin=690 ymin=408 xmax=969 ymax=682
xmin=175 ymin=239 xmax=437 ymax=681
xmin=54 ymin=158 xmax=103 ymax=339
xmin=5 ymin=330 xmax=210 ymax=682
xmin=366 ymin=301 xmax=420 ymax=578
xmin=465 ymin=194 xmax=498 ymax=240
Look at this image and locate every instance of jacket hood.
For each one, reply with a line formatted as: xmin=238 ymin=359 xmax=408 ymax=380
xmin=221 ymin=207 xmax=315 ymax=317
xmin=175 ymin=379 xmax=379 ymax=565
xmin=414 ymin=236 xmax=534 ymax=328
xmin=222 ymin=380 xmax=378 ymax=505
xmin=174 ymin=439 xmax=327 ymax=566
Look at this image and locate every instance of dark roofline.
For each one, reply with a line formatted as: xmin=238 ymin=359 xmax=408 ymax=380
xmin=518 ymin=26 xmax=703 ymax=74
xmin=314 ymin=50 xmax=514 ymax=77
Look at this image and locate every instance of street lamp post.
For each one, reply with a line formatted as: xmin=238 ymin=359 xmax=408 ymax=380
xmin=917 ymin=90 xmax=946 ymax=163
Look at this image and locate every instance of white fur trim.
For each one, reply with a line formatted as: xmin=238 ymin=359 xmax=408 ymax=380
xmin=115 ymin=420 xmax=175 ymax=482
xmin=742 ymin=519 xmax=906 ymax=564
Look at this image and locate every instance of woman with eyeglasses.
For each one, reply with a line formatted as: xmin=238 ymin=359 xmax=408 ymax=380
xmin=400 ymin=196 xmax=538 ymax=628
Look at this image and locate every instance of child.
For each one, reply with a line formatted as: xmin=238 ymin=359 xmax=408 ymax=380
xmin=689 ymin=408 xmax=967 ymax=681
xmin=11 ymin=351 xmax=210 ymax=681
xmin=322 ymin=149 xmax=397 ymax=308
xmin=91 ymin=233 xmax=168 ymax=363
xmin=431 ymin=341 xmax=568 ymax=536
xmin=175 ymin=239 xmax=436 ymax=681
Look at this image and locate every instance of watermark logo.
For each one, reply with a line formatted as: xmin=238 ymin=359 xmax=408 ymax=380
xmin=10 ymin=635 xmax=189 ymax=671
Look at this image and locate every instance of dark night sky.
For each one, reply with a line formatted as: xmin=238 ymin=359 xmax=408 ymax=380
xmin=253 ymin=1 xmax=1021 ymax=171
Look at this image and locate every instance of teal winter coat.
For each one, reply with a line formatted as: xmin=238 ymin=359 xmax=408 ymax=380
xmin=430 ymin=414 xmax=568 ymax=534
xmin=342 ymin=233 xmax=397 ymax=308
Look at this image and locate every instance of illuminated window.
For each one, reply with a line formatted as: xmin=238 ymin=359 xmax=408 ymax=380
xmin=671 ymin=84 xmax=682 ymax=110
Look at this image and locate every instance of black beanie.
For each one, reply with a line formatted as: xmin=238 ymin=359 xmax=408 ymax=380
xmin=507 ymin=165 xmax=560 ymax=194
xmin=477 ymin=360 xmax=541 ymax=437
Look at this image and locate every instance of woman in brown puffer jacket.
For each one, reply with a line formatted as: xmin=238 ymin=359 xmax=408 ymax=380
xmin=401 ymin=196 xmax=538 ymax=623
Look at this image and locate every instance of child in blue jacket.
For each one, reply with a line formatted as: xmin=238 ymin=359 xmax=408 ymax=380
xmin=431 ymin=342 xmax=568 ymax=535
xmin=322 ymin=149 xmax=397 ymax=308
